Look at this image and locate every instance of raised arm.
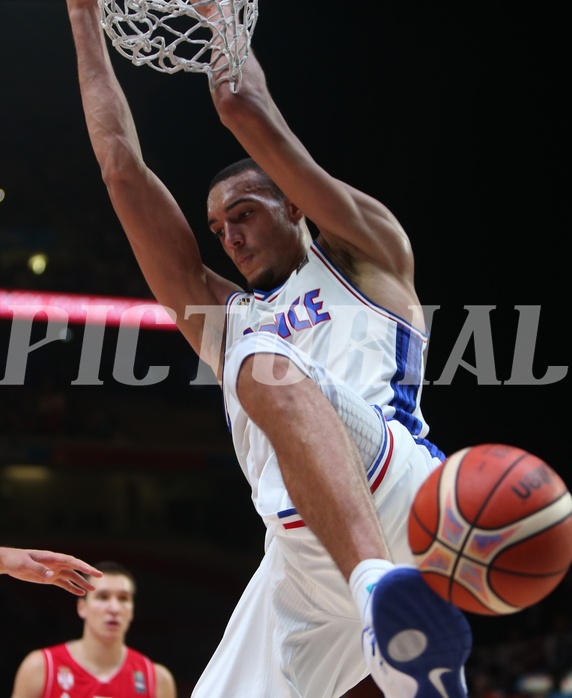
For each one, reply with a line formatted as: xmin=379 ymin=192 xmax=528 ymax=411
xmin=66 ymin=0 xmax=241 ymax=370
xmin=197 ymin=1 xmax=422 ymax=325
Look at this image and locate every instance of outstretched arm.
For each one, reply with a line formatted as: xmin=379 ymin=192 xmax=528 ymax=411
xmin=66 ymin=0 xmax=240 ymax=370
xmin=0 ymin=547 xmax=102 ymax=596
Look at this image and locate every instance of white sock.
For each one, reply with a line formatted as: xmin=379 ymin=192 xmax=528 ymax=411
xmin=349 ymin=558 xmax=395 ymax=619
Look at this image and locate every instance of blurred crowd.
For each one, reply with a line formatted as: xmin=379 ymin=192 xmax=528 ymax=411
xmin=466 ymin=584 xmax=572 ymax=698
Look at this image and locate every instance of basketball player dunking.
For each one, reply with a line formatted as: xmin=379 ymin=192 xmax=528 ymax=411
xmin=64 ymin=0 xmax=473 ymax=696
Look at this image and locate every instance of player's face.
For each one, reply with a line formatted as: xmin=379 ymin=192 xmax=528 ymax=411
xmin=207 ymin=171 xmax=308 ymax=291
xmin=78 ymin=573 xmax=134 ymax=640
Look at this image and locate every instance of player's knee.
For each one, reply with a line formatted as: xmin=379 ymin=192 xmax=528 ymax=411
xmin=236 ymin=353 xmax=305 ymax=409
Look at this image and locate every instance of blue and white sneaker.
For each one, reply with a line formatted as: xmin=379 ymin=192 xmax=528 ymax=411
xmin=362 ymin=566 xmax=472 ymax=698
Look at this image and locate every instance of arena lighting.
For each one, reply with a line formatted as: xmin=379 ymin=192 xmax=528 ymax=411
xmin=2 ymin=465 xmax=52 ymax=482
xmin=0 ymin=288 xmax=177 ymax=330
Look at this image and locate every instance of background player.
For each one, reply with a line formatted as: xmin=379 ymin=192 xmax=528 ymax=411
xmin=10 ymin=560 xmax=177 ymax=698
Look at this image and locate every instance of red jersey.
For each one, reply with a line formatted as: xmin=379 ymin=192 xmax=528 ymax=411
xmin=41 ymin=643 xmax=157 ymax=698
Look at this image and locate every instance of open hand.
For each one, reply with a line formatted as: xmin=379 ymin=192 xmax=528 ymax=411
xmin=0 ymin=547 xmax=102 ymax=596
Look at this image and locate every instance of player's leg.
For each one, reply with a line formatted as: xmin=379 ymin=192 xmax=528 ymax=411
xmin=191 ymin=542 xmax=292 ymax=698
xmin=235 ymin=349 xmax=390 ymax=581
xmin=270 ymin=531 xmax=371 ymax=697
xmin=225 ymin=333 xmax=472 ymax=697
xmin=360 ymin=421 xmax=473 ymax=698
xmin=192 ymin=530 xmax=369 ymax=698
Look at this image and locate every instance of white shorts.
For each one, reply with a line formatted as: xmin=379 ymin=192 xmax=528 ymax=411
xmin=192 ymin=334 xmax=441 ymax=698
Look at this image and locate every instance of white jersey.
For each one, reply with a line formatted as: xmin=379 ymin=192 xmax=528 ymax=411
xmin=224 ymin=241 xmax=442 ymax=459
xmin=196 ymin=241 xmax=447 ymax=698
xmin=193 ymin=243 xmax=443 ymax=698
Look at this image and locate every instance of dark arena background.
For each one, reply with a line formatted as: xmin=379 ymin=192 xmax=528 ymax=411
xmin=1 ymin=2 xmax=570 ymax=696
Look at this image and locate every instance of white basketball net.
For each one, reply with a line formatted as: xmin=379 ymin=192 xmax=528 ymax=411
xmin=98 ymin=0 xmax=259 ymax=92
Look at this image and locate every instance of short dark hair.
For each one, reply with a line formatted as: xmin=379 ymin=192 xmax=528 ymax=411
xmin=208 ymin=157 xmax=285 ymax=200
xmin=88 ymin=560 xmax=137 ymax=593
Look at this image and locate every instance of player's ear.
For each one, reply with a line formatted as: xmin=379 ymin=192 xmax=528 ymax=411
xmin=284 ymin=198 xmax=305 ymax=223
xmin=77 ymin=597 xmax=87 ymax=619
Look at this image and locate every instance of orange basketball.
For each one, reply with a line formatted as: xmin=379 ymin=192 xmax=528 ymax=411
xmin=408 ymin=443 xmax=572 ymax=615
